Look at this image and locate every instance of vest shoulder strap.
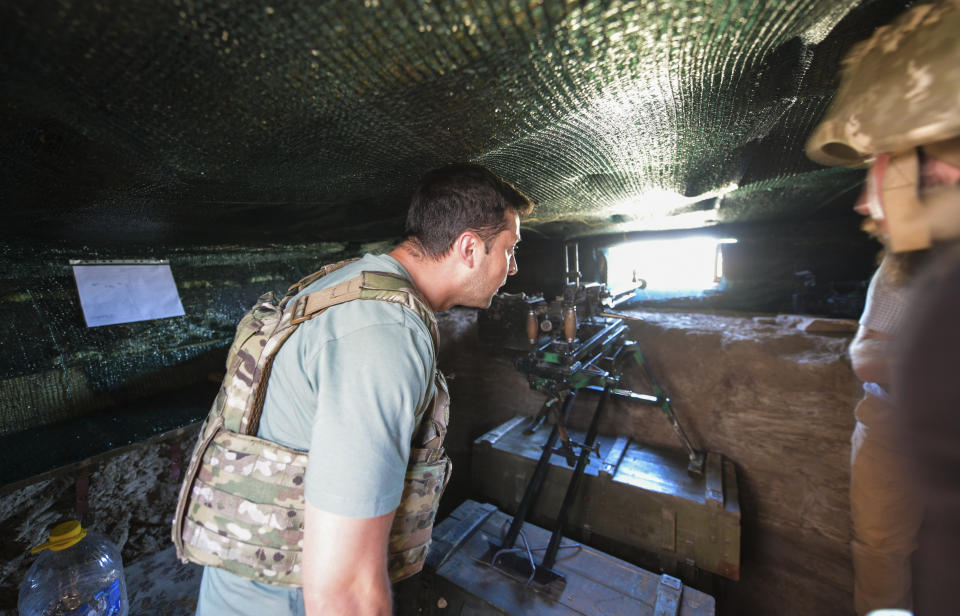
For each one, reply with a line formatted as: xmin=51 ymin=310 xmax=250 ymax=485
xmin=289 ymin=270 xmax=438 ymax=348
xmin=235 ymin=268 xmax=437 ymax=436
xmin=283 ymin=258 xmax=358 ymax=301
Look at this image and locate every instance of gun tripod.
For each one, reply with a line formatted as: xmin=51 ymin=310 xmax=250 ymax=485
xmin=484 ymin=315 xmax=703 ymax=596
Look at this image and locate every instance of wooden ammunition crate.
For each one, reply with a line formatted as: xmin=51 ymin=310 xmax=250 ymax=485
xmin=419 ymin=499 xmax=716 ymax=615
xmin=472 ymin=416 xmax=741 ymax=580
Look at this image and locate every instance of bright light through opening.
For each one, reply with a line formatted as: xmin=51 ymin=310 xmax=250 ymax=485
xmin=606 ymin=236 xmax=737 ymax=298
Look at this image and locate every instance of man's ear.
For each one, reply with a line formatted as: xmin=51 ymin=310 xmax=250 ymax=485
xmin=453 ymin=231 xmax=482 ymax=268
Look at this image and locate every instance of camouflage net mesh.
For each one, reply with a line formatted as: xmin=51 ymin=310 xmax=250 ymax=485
xmin=0 ymin=241 xmax=363 ymax=437
xmin=0 ymin=0 xmax=909 ymax=466
xmin=1 ymin=0 xmax=909 ymax=243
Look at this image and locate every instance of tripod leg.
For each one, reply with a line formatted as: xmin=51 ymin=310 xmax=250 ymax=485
xmin=496 ymin=390 xmax=578 ymax=554
xmin=540 ymin=384 xmax=611 ymax=573
xmin=631 ymin=347 xmax=705 ymax=475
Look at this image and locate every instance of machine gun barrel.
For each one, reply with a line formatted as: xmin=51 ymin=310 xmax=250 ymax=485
xmin=517 ymin=318 xmax=629 ymax=390
xmin=568 ymin=319 xmax=627 ymax=365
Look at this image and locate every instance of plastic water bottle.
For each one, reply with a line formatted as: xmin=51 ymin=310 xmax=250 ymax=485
xmin=18 ymin=520 xmax=129 ymax=616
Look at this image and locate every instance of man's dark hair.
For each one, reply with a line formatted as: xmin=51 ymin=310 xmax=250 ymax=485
xmin=404 ymin=163 xmax=534 ymax=259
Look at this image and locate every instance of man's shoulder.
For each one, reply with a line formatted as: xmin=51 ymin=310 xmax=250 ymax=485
xmin=296 ymin=254 xmax=432 ymax=342
xmin=302 ymin=254 xmax=407 ymax=294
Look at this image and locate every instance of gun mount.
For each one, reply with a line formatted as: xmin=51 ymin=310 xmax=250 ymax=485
xmin=480 ymin=241 xmax=707 ymax=595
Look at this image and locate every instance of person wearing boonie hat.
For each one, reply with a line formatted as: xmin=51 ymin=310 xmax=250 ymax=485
xmin=806 ymin=2 xmax=960 ymax=614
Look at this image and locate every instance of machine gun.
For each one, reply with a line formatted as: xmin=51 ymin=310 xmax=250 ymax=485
xmin=483 ymin=242 xmax=706 ymax=595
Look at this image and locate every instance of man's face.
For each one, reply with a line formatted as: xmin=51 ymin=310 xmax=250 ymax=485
xmin=854 ymin=158 xmax=889 ymax=242
xmin=465 ymin=211 xmax=521 ymax=308
xmin=855 ymin=149 xmax=960 ymax=250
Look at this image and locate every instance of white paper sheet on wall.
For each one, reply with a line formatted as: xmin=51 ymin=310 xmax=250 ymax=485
xmin=71 ymin=260 xmax=186 ymax=327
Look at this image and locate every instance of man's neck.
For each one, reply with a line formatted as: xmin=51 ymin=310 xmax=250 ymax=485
xmin=388 ymin=242 xmax=456 ymax=313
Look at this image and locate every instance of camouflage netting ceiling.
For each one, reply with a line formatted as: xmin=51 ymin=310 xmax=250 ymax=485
xmin=1 ymin=0 xmax=912 ymax=245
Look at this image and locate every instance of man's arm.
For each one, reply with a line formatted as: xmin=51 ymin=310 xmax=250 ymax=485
xmin=302 ymin=503 xmax=395 ymax=616
xmin=849 ymin=324 xmax=894 ymax=385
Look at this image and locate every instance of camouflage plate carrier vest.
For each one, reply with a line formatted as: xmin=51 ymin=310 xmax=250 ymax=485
xmin=171 ymin=259 xmax=451 ymax=585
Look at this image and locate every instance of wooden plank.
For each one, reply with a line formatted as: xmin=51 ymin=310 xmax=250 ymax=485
xmin=653 ymin=574 xmax=683 ymax=616
xmin=704 ymin=452 xmax=723 ymax=509
xmin=429 ymin=500 xmax=715 ymax=615
xmin=599 ymin=435 xmax=630 ymax=479
xmin=472 ymin=417 xmax=741 ymax=579
xmin=722 ymin=459 xmax=741 ymax=515
xmin=426 ymin=501 xmax=497 ymax=570
xmin=475 ymin=415 xmax=528 ymax=449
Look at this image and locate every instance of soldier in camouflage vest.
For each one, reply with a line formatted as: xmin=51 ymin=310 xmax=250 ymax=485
xmin=806 ymin=2 xmax=960 ymax=614
xmin=180 ymin=163 xmax=533 ymax=616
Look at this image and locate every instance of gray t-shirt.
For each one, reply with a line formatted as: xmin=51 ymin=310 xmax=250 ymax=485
xmin=858 ymin=260 xmax=909 ymax=403
xmin=197 ymin=253 xmax=436 ymax=616
xmin=860 ymin=261 xmax=908 ymax=336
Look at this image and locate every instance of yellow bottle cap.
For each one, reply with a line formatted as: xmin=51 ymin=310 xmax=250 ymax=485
xmin=30 ymin=520 xmax=87 ymax=553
